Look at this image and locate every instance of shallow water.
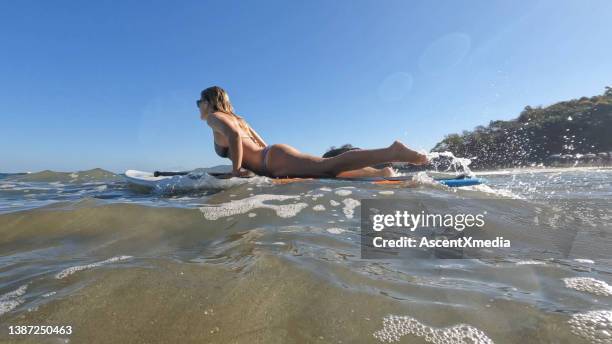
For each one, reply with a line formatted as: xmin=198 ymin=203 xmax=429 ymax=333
xmin=0 ymin=167 xmax=611 ymax=343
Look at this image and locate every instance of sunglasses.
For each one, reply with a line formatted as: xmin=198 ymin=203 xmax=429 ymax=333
xmin=196 ymin=99 xmax=203 ymax=108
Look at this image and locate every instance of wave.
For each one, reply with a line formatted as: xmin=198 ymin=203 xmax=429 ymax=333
xmin=9 ymin=168 xmax=120 ymax=183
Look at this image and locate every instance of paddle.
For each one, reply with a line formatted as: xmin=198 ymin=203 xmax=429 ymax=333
xmin=153 ymin=171 xmax=256 ymax=179
xmin=153 ymin=171 xmax=189 ymax=177
xmin=208 ymin=172 xmax=257 ymax=179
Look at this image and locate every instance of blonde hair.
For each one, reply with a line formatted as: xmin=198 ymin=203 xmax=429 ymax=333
xmin=201 ymin=86 xmax=249 ymax=132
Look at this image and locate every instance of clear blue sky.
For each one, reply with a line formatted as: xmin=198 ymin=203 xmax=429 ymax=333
xmin=1 ymin=0 xmax=611 ymax=173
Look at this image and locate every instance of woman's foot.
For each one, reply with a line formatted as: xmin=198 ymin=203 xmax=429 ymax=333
xmin=389 ymin=141 xmax=429 ymax=165
xmin=381 ymin=166 xmax=395 ymax=177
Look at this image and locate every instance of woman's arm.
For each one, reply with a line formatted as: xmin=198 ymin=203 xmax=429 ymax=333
xmin=207 ymin=114 xmax=244 ymax=174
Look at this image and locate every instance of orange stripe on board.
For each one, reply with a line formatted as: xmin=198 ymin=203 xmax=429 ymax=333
xmin=271 ymin=178 xmax=315 ymax=184
xmin=371 ymin=180 xmax=404 ymax=185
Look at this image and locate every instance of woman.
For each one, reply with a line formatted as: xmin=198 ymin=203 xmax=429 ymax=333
xmin=198 ymin=86 xmax=428 ymax=178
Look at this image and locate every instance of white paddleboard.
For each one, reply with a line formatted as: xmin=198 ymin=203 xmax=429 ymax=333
xmin=124 ymin=169 xmax=483 ymax=193
xmin=124 ymin=169 xmax=251 ymax=192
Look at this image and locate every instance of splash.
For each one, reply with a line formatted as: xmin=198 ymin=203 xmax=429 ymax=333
xmin=462 ymin=184 xmax=522 ymax=199
xmin=426 ymin=151 xmax=474 ymax=177
xmin=410 ymin=172 xmax=437 ymax=186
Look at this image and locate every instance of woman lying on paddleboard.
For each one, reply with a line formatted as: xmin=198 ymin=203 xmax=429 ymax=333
xmin=198 ymin=86 xmax=428 ymax=178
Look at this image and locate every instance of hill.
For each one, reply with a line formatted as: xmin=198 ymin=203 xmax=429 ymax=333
xmin=432 ymin=87 xmax=612 ymax=169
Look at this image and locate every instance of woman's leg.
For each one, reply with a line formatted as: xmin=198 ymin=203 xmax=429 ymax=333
xmin=336 ymin=167 xmax=395 ymax=179
xmin=266 ymin=141 xmax=427 ymax=178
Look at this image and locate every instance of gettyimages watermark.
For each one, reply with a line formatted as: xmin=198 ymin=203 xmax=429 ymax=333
xmin=360 ymin=198 xmax=611 ymax=260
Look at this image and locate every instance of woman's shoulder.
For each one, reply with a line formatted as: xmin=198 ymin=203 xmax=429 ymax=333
xmin=208 ymin=111 xmax=233 ymax=123
xmin=218 ymin=110 xmax=246 ymax=118
xmin=211 ymin=111 xmax=243 ymax=122
xmin=208 ymin=111 xmax=248 ymax=132
xmin=212 ymin=110 xmax=231 ymax=116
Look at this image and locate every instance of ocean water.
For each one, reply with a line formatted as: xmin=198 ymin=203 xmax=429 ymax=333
xmin=0 ymin=167 xmax=611 ymax=343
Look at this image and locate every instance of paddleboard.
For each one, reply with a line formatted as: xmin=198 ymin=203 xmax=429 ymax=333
xmin=124 ymin=169 xmax=484 ymax=192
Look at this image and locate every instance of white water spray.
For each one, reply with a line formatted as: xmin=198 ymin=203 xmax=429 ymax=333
xmin=425 ymin=151 xmax=474 ymax=177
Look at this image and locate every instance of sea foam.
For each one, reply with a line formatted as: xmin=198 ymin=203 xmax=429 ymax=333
xmin=516 ymin=260 xmax=546 ymax=265
xmin=563 ymin=277 xmax=612 ymax=296
xmin=568 ymin=310 xmax=612 ymax=344
xmin=334 ymin=189 xmax=352 ymax=196
xmin=373 ymin=315 xmax=493 ymax=343
xmin=378 ymin=190 xmax=395 ymax=195
xmin=0 ymin=284 xmax=28 ymax=316
xmin=55 ymin=256 xmax=133 ymax=279
xmin=199 ymin=194 xmax=308 ymax=220
xmin=326 ymin=228 xmax=345 ymax=234
xmin=342 ymin=198 xmax=360 ymax=218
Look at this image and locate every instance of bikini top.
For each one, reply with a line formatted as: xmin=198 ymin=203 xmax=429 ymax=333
xmin=214 ymin=142 xmax=229 ymax=158
xmin=214 ymin=127 xmax=262 ymax=159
